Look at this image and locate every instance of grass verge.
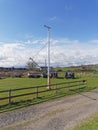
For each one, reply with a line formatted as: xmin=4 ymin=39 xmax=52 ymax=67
xmin=73 ymin=113 xmax=98 ymax=130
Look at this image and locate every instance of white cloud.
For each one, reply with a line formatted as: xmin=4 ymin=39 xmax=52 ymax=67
xmin=89 ymin=39 xmax=98 ymax=44
xmin=0 ymin=38 xmax=98 ymax=67
xmin=51 ymin=38 xmax=80 ymax=46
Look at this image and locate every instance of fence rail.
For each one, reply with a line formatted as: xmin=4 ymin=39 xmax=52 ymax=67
xmin=0 ymin=80 xmax=86 ymax=106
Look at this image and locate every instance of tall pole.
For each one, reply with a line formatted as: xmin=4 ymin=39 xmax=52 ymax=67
xmin=44 ymin=25 xmax=51 ymax=89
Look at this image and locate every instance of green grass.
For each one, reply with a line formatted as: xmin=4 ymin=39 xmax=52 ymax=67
xmin=74 ymin=114 xmax=98 ymax=130
xmin=0 ymin=77 xmax=47 ymax=90
xmin=0 ymin=71 xmax=98 ymax=112
xmin=0 ymin=69 xmax=98 ymax=129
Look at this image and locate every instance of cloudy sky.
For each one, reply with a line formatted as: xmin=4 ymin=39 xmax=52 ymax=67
xmin=0 ymin=0 xmax=98 ymax=67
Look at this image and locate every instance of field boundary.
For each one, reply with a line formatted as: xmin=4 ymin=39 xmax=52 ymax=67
xmin=0 ymin=80 xmax=86 ymax=106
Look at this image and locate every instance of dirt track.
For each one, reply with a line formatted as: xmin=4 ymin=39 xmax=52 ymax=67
xmin=0 ymin=89 xmax=98 ymax=130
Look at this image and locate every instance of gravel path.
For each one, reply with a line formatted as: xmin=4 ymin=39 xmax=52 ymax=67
xmin=0 ymin=89 xmax=98 ymax=130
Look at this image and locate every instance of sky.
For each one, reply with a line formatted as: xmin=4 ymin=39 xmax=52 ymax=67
xmin=0 ymin=0 xmax=98 ymax=67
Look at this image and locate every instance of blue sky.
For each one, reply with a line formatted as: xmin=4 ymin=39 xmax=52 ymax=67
xmin=0 ymin=0 xmax=98 ymax=67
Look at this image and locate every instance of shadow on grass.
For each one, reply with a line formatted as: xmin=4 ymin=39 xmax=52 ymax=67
xmin=70 ymin=86 xmax=97 ymax=100
xmin=57 ymin=77 xmax=64 ymax=79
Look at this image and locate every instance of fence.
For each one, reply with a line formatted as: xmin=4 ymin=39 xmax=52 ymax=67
xmin=0 ymin=80 xmax=86 ymax=106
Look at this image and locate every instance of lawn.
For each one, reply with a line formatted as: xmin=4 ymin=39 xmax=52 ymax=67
xmin=0 ymin=71 xmax=98 ymax=112
xmin=74 ymin=113 xmax=98 ymax=130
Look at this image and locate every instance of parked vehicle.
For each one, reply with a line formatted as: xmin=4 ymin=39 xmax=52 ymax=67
xmin=65 ymin=71 xmax=75 ymax=79
xmin=12 ymin=74 xmax=22 ymax=78
xmin=28 ymin=72 xmax=40 ymax=78
xmin=41 ymin=72 xmax=58 ymax=78
xmin=41 ymin=73 xmax=47 ymax=78
xmin=50 ymin=72 xmax=58 ymax=78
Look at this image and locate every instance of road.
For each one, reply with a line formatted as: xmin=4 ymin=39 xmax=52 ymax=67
xmin=0 ymin=89 xmax=98 ymax=130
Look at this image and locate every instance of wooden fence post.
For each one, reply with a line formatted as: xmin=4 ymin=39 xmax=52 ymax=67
xmin=8 ymin=89 xmax=11 ymax=104
xmin=83 ymin=80 xmax=87 ymax=87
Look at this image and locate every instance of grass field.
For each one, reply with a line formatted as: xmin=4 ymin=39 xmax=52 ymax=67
xmin=0 ymin=77 xmax=83 ymax=105
xmin=0 ymin=70 xmax=98 ymax=90
xmin=0 ymin=68 xmax=98 ymax=130
xmin=0 ymin=70 xmax=98 ymax=112
xmin=74 ymin=113 xmax=98 ymax=130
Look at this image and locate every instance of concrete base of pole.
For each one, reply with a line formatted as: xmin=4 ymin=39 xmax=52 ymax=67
xmin=46 ymin=86 xmax=51 ymax=90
